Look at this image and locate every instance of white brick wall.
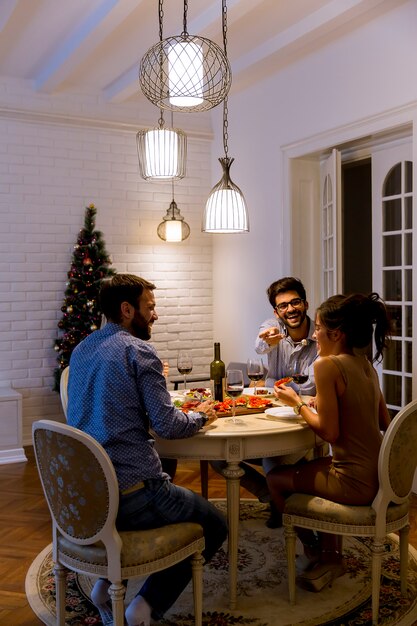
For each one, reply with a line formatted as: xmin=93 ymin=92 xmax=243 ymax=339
xmin=0 ymin=108 xmax=214 ymax=444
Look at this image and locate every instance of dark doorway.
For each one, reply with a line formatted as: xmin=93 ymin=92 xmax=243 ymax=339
xmin=342 ymin=159 xmax=372 ymax=295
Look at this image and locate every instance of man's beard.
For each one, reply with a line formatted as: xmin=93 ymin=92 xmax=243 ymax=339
xmin=282 ymin=308 xmax=307 ymax=330
xmin=131 ymin=311 xmax=152 ymax=340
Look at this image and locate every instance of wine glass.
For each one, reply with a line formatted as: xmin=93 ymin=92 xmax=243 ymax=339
xmin=177 ymin=351 xmax=193 ymax=390
xmin=247 ymin=358 xmax=264 ymax=396
xmin=225 ymin=369 xmax=244 ymax=424
xmin=288 ymin=359 xmax=309 ymax=395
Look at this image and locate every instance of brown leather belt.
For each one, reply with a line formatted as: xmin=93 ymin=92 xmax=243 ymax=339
xmin=121 ymin=480 xmax=146 ymax=495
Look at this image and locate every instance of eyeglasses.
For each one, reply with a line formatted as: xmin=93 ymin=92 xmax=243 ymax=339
xmin=274 ymin=298 xmax=304 ymax=313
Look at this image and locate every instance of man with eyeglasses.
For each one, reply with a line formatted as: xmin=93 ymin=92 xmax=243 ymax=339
xmin=255 ymin=276 xmax=317 ymax=395
xmin=212 ymin=277 xmax=319 ymax=528
xmin=246 ymin=277 xmax=319 ymax=527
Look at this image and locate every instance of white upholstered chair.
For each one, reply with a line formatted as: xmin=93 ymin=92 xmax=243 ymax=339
xmin=59 ymin=366 xmax=69 ymax=418
xmin=283 ymin=399 xmax=417 ymax=625
xmin=32 ymin=419 xmax=205 ymax=626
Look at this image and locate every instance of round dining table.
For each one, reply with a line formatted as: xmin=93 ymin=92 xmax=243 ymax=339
xmin=155 ymin=410 xmax=320 ymax=609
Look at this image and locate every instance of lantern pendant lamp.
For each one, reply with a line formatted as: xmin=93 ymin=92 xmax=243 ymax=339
xmin=136 ymin=110 xmax=187 ymax=181
xmin=137 ymin=6 xmax=187 ymax=182
xmin=157 ymin=180 xmax=190 ymax=243
xmin=202 ymin=2 xmax=249 ymax=234
xmin=139 ymin=0 xmax=231 ymax=113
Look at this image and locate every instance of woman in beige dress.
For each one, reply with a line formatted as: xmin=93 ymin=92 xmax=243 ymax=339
xmin=267 ymin=292 xmax=391 ymax=591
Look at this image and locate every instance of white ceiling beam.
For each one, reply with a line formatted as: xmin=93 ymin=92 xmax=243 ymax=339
xmin=0 ymin=0 xmax=19 ymax=32
xmin=186 ymin=0 xmax=262 ymax=33
xmin=35 ymin=0 xmax=144 ymax=93
xmin=104 ymin=63 xmax=138 ymax=102
xmin=232 ymin=0 xmax=388 ymax=75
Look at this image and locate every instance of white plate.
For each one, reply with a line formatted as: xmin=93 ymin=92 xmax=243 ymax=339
xmin=264 ymin=406 xmax=300 ymax=420
xmin=243 ymin=387 xmax=275 ymax=396
xmin=169 ymin=388 xmax=211 ymax=399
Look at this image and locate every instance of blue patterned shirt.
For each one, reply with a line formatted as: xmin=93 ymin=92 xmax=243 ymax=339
xmin=67 ymin=322 xmax=204 ymax=491
xmin=255 ymin=315 xmax=318 ymax=394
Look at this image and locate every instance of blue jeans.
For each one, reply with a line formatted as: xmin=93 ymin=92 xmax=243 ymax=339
xmin=116 ymin=478 xmax=228 ymax=620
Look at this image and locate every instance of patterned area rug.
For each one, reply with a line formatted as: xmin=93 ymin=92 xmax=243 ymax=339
xmin=26 ymin=500 xmax=417 ymax=626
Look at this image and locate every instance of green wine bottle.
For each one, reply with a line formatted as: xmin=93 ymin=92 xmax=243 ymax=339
xmin=210 ymin=342 xmax=225 ymax=401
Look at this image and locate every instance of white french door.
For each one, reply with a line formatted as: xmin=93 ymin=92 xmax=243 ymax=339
xmin=372 ymin=141 xmax=413 ymax=414
xmin=291 ymin=139 xmax=415 ymax=415
xmin=320 ymin=149 xmax=342 ymax=298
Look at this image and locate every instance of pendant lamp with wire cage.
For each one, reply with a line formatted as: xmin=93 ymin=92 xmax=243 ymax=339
xmin=139 ymin=0 xmax=231 ymax=113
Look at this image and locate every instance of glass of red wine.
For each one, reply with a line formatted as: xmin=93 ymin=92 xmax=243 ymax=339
xmin=177 ymin=351 xmax=193 ymax=390
xmin=225 ymin=369 xmax=244 ymax=424
xmin=289 ymin=360 xmax=309 ymax=395
xmin=247 ymin=358 xmax=264 ymax=396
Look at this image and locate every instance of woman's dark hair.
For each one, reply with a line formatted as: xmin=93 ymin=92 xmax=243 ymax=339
xmin=99 ymin=274 xmax=156 ymax=323
xmin=316 ymin=292 xmax=391 ymax=362
xmin=267 ymin=277 xmax=307 ymax=308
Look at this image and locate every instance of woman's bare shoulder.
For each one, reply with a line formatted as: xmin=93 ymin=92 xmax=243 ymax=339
xmin=314 ymin=355 xmax=339 ymax=372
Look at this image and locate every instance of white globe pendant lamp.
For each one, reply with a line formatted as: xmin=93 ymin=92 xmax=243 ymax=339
xmin=139 ymin=0 xmax=231 ymax=113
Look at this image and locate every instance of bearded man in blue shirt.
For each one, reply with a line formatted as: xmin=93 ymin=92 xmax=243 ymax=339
xmin=67 ymin=273 xmax=227 ymax=626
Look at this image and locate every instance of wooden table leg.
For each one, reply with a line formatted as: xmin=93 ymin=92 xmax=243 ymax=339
xmin=200 ymin=460 xmax=209 ymax=499
xmin=222 ymin=461 xmax=245 ymax=609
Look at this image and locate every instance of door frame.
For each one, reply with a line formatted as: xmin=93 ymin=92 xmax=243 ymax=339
xmin=282 ymin=104 xmax=417 ymax=401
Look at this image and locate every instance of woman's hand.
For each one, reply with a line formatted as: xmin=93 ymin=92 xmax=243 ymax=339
xmin=273 ymin=383 xmax=300 ymax=408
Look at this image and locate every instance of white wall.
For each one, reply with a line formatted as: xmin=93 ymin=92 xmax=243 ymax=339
xmin=0 ymin=83 xmax=215 ymax=444
xmin=212 ymin=0 xmax=417 ymax=367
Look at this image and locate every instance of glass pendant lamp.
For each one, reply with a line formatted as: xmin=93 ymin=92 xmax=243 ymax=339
xmin=168 ymin=40 xmax=204 ymax=109
xmin=157 ymin=181 xmax=190 ymax=242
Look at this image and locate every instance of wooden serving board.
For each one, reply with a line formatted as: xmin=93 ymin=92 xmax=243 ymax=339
xmin=215 ymin=403 xmax=278 ymax=418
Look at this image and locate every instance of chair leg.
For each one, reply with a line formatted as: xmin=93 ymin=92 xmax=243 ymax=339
xmin=285 ymin=524 xmax=297 ymax=605
xmin=109 ymin=581 xmax=126 ymax=626
xmin=200 ymin=460 xmax=209 ymax=499
xmin=191 ymin=551 xmax=204 ymax=626
xmin=53 ymin=562 xmax=67 ymax=626
xmin=399 ymin=525 xmax=409 ymax=595
xmin=371 ymin=538 xmax=385 ymax=625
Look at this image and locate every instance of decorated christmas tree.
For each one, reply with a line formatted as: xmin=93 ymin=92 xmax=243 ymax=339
xmin=53 ymin=204 xmax=115 ymax=391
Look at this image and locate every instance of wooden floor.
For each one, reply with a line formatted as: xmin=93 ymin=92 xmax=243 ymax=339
xmin=1 ymin=448 xmax=416 ymax=625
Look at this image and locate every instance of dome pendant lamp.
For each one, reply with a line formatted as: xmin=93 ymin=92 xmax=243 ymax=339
xmin=202 ymin=152 xmax=249 ymax=233
xmin=202 ymin=2 xmax=249 ymax=234
xmin=139 ymin=0 xmax=231 ymax=113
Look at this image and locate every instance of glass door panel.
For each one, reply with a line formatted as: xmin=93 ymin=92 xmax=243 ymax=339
xmin=373 ymin=148 xmax=413 ymax=414
xmin=320 ymin=149 xmax=341 ymax=298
